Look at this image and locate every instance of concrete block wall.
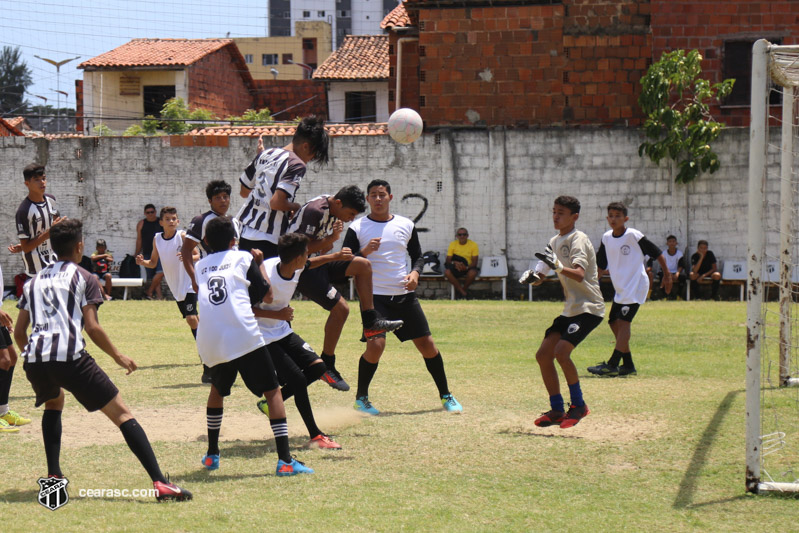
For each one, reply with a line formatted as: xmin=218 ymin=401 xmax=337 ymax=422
xmin=0 ymin=127 xmax=772 ymax=299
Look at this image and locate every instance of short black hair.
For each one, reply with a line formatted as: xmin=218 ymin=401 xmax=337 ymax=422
xmin=666 ymin=235 xmax=677 ymax=241
xmin=206 ymin=180 xmax=232 ymax=200
xmin=607 ymin=201 xmax=627 ymax=216
xmin=204 ymin=216 xmax=236 ymax=252
xmin=293 ymin=116 xmax=329 ymax=165
xmin=278 ymin=233 xmax=310 ymax=263
xmin=698 ymin=239 xmax=708 ymax=247
xmin=160 ymin=206 xmax=178 ymax=219
xmin=367 ymin=179 xmax=391 ymax=195
xmin=554 ymin=195 xmax=580 ymax=214
xmin=334 ymin=185 xmax=367 ymax=213
xmin=23 ymin=163 xmax=45 ymax=181
xmin=144 ymin=203 xmax=156 ymax=212
xmin=51 ymin=219 xmax=83 ymax=258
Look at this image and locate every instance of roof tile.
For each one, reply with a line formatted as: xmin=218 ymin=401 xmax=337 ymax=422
xmin=313 ymin=35 xmax=388 ymax=80
xmin=79 ymin=39 xmax=236 ymax=69
xmin=381 ymin=2 xmax=412 ymax=29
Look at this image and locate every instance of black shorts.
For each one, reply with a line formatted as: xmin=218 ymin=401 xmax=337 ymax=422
xmin=297 ymin=261 xmax=352 ymax=311
xmin=268 ymin=333 xmax=319 ymax=384
xmin=239 ymin=238 xmax=279 ymax=259
xmin=545 ymin=313 xmax=603 ymax=347
xmin=92 ymin=272 xmax=110 ymax=280
xmin=446 ymin=265 xmax=476 ymax=279
xmin=209 ymin=345 xmax=279 ymax=397
xmin=176 ymin=292 xmax=199 ymax=318
xmin=361 ymin=293 xmax=430 ymax=343
xmin=24 ymin=354 xmax=119 ymax=412
xmin=0 ymin=327 xmax=12 ymax=350
xmin=608 ymin=302 xmax=640 ymax=323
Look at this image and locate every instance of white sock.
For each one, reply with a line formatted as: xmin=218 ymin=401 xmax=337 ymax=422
xmin=0 ymin=404 xmax=8 ymax=416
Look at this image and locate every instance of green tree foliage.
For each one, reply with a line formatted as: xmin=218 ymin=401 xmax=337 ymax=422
xmin=0 ymin=46 xmax=33 ymax=115
xmin=638 ymin=49 xmax=735 ymax=184
xmin=124 ymin=100 xmax=214 ymax=135
xmin=225 ymin=108 xmax=273 ymax=126
xmin=92 ymin=123 xmax=113 ymax=136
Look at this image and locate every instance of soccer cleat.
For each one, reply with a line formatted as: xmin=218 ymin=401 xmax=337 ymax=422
xmin=441 ymin=394 xmax=463 ymax=412
xmin=320 ymin=368 xmax=350 ymax=391
xmin=587 ymin=361 xmax=619 ymax=377
xmin=276 ymin=457 xmax=314 ymax=476
xmin=256 ymin=398 xmax=270 ymax=417
xmin=618 ymin=365 xmax=637 ymax=377
xmin=363 ymin=318 xmax=404 ymax=340
xmin=201 ymin=453 xmax=219 ymax=471
xmin=309 ymin=433 xmax=342 ymax=450
xmin=354 ymin=396 xmax=380 ymax=416
xmin=0 ymin=419 xmax=20 ymax=433
xmin=0 ymin=410 xmax=31 ymax=426
xmin=560 ymin=404 xmax=590 ymax=429
xmin=153 ymin=478 xmax=192 ymax=502
xmin=534 ymin=410 xmax=565 ymax=427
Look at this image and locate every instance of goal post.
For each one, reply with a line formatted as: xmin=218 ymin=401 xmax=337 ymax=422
xmin=746 ymin=39 xmax=799 ymax=494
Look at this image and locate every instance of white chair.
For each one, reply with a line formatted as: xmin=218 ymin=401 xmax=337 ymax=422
xmin=721 ymin=259 xmax=747 ymax=301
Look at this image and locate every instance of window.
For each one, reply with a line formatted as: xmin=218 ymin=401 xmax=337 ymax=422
xmin=303 ymin=10 xmax=310 ymax=17
xmin=244 ymin=54 xmax=253 ymax=64
xmin=283 ymin=11 xmax=290 ymax=18
xmin=340 ymin=10 xmax=349 ymax=17
xmin=723 ymin=39 xmax=782 ymax=106
xmin=303 ymin=39 xmax=315 ymax=50
xmin=318 ymin=10 xmax=325 ymax=17
xmin=282 ymin=53 xmax=293 ymax=65
xmin=345 ymin=91 xmax=376 ymax=122
xmin=262 ymin=54 xmax=278 ymax=66
xmin=143 ymin=86 xmax=175 ymax=117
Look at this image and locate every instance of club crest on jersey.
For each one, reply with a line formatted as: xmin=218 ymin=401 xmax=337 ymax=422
xmin=621 ymin=306 xmax=630 ymax=316
xmin=303 ymin=342 xmax=314 ymax=353
xmin=37 ymin=476 xmax=69 ymax=511
xmin=560 ymin=245 xmax=569 ymax=257
xmin=185 ymin=303 xmax=194 ymax=312
xmin=567 ymin=323 xmax=580 ymax=334
xmin=620 ymin=245 xmax=631 ymax=255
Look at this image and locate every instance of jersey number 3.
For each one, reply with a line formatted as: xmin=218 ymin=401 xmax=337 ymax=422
xmin=207 ymin=276 xmax=228 ymax=305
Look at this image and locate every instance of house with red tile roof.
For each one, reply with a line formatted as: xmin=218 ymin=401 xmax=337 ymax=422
xmin=78 ymin=39 xmax=255 ymax=132
xmin=0 ymin=118 xmax=24 ymax=137
xmin=313 ymin=34 xmax=390 ymax=123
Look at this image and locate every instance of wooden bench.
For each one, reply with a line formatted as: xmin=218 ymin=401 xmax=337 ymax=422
xmin=111 ymin=277 xmax=144 ymax=300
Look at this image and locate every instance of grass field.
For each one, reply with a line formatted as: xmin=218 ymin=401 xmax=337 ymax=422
xmin=2 ymin=299 xmax=799 ymax=532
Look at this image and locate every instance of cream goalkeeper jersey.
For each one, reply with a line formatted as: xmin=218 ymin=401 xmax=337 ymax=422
xmin=539 ymin=229 xmax=605 ymax=318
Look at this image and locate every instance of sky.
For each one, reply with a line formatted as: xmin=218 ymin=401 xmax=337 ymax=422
xmin=1 ymin=0 xmax=269 ymax=114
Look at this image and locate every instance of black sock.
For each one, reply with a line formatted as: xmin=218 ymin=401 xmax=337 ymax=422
xmin=360 ymin=309 xmax=378 ymax=328
xmin=621 ymin=351 xmax=634 ymax=367
xmin=191 ymin=327 xmax=197 ymax=339
xmin=304 ymin=362 xmax=327 ymax=385
xmin=269 ymin=417 xmax=291 ymax=463
xmin=424 ymin=353 xmax=450 ymax=397
xmin=206 ymin=407 xmax=223 ymax=456
xmin=119 ymin=419 xmax=165 ymax=483
xmin=0 ymin=364 xmax=13 ymax=405
xmin=356 ymin=356 xmax=379 ymax=398
xmin=608 ymin=349 xmax=623 ymax=367
xmin=712 ymin=279 xmax=720 ymax=298
xmin=294 ymin=387 xmax=322 ymax=439
xmin=320 ymin=352 xmax=335 ymax=371
xmin=42 ymin=410 xmax=63 ymax=477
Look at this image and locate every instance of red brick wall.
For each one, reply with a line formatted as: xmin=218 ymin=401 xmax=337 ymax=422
xmin=188 ymin=48 xmax=253 ymax=118
xmin=251 ymin=80 xmax=328 ymax=120
xmin=651 ymin=0 xmax=799 ymax=127
xmin=75 ymin=79 xmax=84 ymax=132
xmin=387 ymin=33 xmax=420 ymax=115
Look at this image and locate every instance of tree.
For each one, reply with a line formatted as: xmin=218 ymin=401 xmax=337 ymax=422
xmin=0 ymin=46 xmax=33 ymax=116
xmin=225 ymin=108 xmax=273 ymax=126
xmin=638 ymin=49 xmax=735 ymax=184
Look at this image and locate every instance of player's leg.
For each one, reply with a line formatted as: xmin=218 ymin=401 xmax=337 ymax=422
xmin=354 ymin=336 xmax=386 ymax=415
xmin=103 ymin=273 xmax=113 ymax=300
xmin=0 ymin=340 xmax=30 ymax=428
xmin=41 ymin=390 xmax=65 ymax=475
xmin=342 ymin=258 xmax=404 ymax=337
xmin=711 ymin=271 xmax=722 ymax=300
xmin=552 ymin=339 xmax=590 ymax=428
xmin=534 ymin=332 xmax=566 ymax=426
xmin=589 ymin=305 xmax=624 ymax=376
xmin=177 ymin=295 xmax=207 ymax=383
xmin=203 ymin=384 xmax=224 ymax=470
xmin=461 ymin=267 xmax=478 ymax=293
xmin=413 ymin=335 xmax=462 ymax=412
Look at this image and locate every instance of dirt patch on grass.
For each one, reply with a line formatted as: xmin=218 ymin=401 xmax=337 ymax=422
xmin=504 ymin=413 xmax=666 ymax=443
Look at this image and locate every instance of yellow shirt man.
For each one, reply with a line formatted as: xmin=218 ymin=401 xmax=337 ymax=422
xmin=445 ymin=228 xmax=479 ymax=297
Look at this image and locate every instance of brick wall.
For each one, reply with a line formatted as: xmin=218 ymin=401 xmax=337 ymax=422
xmin=387 ymin=33 xmax=420 ymax=114
xmin=251 ymin=80 xmax=328 ymax=119
xmin=188 ymin=48 xmax=253 ymax=118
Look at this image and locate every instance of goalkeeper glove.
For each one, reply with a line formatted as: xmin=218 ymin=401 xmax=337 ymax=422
xmin=518 ymin=270 xmax=543 ymax=285
xmin=534 ymin=245 xmax=564 ymax=273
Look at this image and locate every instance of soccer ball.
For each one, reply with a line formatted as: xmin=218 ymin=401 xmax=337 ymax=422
xmin=387 ymin=108 xmax=423 ymax=144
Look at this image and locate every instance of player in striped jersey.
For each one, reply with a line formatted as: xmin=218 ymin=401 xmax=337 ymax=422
xmin=197 ymin=216 xmax=313 ymax=476
xmin=288 ymin=186 xmax=404 ymax=392
xmin=0 ymin=263 xmax=30 ymax=433
xmin=343 ymin=180 xmax=462 ymax=415
xmin=236 ymin=116 xmax=330 ymax=257
xmin=13 ymin=219 xmax=191 ymax=501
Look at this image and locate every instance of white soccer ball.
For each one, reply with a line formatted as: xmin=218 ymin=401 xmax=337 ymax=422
xmin=387 ymin=108 xmax=423 ymax=144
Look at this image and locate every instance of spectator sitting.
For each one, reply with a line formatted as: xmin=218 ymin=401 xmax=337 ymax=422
xmin=656 ymin=235 xmax=685 ymax=300
xmin=444 ymin=227 xmax=479 ymax=298
xmin=91 ymin=239 xmax=113 ymax=301
xmin=690 ymin=239 xmax=721 ymax=300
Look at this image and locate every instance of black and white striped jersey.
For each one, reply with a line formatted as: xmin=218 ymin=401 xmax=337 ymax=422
xmin=186 ymin=210 xmax=242 ymax=255
xmin=236 ymin=148 xmax=306 ymax=244
xmin=287 ymin=195 xmax=337 ymax=242
xmin=18 ymin=261 xmax=104 ymax=363
xmin=15 ymin=194 xmax=60 ymax=277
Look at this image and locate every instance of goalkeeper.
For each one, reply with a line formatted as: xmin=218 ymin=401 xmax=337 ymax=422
xmin=518 ymin=196 xmax=604 ymax=429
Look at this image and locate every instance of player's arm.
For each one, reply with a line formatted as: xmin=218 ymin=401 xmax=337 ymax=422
xmin=342 ymin=228 xmax=373 ymax=258
xmin=136 ymin=237 xmax=160 ymax=268
xmin=134 ymin=219 xmax=144 ymax=255
xmin=403 ymin=228 xmax=424 ymax=291
xmin=269 ymin=189 xmax=301 ymax=215
xmin=13 ymin=309 xmax=30 ymax=352
xmin=691 ymin=252 xmax=704 ymax=275
xmin=639 ymin=236 xmax=671 ymax=291
xmin=17 ymin=218 xmax=65 ymax=254
xmin=82 ymin=304 xmax=136 ymax=374
xmin=307 ymin=220 xmax=344 ymax=254
xmin=252 ymin=306 xmax=294 ymax=321
xmin=182 ymin=239 xmax=200 ymax=292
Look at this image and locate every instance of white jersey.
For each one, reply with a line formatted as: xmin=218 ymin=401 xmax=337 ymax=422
xmin=154 ymin=231 xmax=194 ymax=302
xmin=348 ymin=215 xmax=416 ymax=296
xmin=18 ymin=261 xmax=104 ymax=363
xmin=255 ymin=257 xmax=304 ymax=343
xmin=664 ymin=249 xmax=683 ymax=274
xmin=601 ymin=228 xmax=651 ymax=305
xmin=195 ymin=250 xmax=266 ymax=367
xmin=237 ymin=148 xmax=306 ymax=243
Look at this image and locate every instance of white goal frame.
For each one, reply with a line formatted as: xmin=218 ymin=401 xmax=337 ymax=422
xmin=746 ymin=39 xmax=799 ymax=494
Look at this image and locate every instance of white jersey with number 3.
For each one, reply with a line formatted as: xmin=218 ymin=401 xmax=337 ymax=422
xmin=195 ymin=250 xmax=264 ymax=367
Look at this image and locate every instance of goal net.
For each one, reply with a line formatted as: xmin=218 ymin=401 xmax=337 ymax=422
xmin=746 ymin=40 xmax=799 ymax=494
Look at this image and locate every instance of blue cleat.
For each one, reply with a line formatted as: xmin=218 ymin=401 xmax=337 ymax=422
xmin=276 ymin=457 xmax=314 ymax=477
xmin=441 ymin=394 xmax=463 ymax=412
xmin=354 ymin=396 xmax=380 ymax=416
xmin=201 ymin=453 xmax=219 ymax=471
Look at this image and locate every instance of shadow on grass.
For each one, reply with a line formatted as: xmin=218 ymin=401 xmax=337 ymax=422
xmin=377 ymin=409 xmax=442 ymax=417
xmin=0 ymin=488 xmax=39 ymax=503
xmin=138 ymin=363 xmax=199 ymax=371
xmin=176 ymin=470 xmax=268 ymax=483
xmin=215 ymin=437 xmax=309 ymax=459
xmin=673 ymin=389 xmax=741 ymax=509
xmin=153 ymin=383 xmax=209 ymax=390
xmin=499 ymin=428 xmax=584 ymax=440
